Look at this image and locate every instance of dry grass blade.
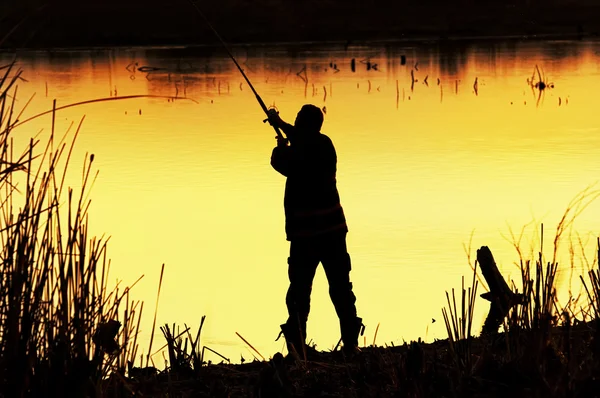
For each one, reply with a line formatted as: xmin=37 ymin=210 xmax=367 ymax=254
xmin=184 ymin=316 xmax=206 ymax=368
xmin=146 ymin=263 xmax=165 ymax=367
xmin=0 ymin=66 xmax=145 ymax=397
xmin=203 ymin=346 xmax=230 ymax=363
xmin=372 ymin=322 xmax=380 ymax=346
xmin=235 ymin=332 xmax=265 ymax=361
xmin=581 ymin=238 xmax=600 ymax=319
xmin=13 ymin=94 xmax=199 ymax=128
xmin=442 ymin=267 xmax=478 ymax=375
xmin=152 ymin=325 xmax=191 ymax=359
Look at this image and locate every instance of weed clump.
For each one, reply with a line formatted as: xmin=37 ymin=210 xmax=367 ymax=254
xmin=0 ymin=61 xmax=143 ymax=397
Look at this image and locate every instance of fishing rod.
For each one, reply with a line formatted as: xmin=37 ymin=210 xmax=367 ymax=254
xmin=187 ymin=0 xmax=284 ymax=140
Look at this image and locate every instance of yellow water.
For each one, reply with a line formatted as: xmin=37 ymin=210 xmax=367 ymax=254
xmin=4 ymin=39 xmax=600 ymax=364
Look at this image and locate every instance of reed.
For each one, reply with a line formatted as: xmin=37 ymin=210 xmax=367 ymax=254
xmin=436 ymin=186 xmax=600 ymax=397
xmin=0 ymin=61 xmax=163 ymax=397
xmin=580 ymin=238 xmax=600 ymax=320
xmin=441 ymin=265 xmax=478 ymax=378
xmin=508 ymin=188 xmax=600 ymax=333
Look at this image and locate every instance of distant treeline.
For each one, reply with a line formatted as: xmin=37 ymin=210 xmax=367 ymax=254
xmin=4 ymin=0 xmax=599 ymax=5
xmin=1 ymin=0 xmax=599 ymax=49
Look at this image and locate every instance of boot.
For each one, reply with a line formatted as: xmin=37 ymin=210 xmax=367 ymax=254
xmin=276 ymin=323 xmax=304 ymax=358
xmin=340 ymin=317 xmax=365 ymax=357
xmin=276 ymin=323 xmax=319 ymax=362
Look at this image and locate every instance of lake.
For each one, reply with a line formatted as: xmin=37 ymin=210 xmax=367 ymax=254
xmin=4 ymin=38 xmax=600 ymax=364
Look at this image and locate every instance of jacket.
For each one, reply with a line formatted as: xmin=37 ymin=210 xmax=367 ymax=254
xmin=270 ymin=123 xmax=348 ymax=241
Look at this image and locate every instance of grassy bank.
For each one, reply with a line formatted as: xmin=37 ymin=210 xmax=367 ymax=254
xmin=0 ymin=61 xmax=148 ymax=397
xmin=1 ymin=0 xmax=600 ymax=50
xmin=116 ymin=325 xmax=600 ymax=397
xmin=113 ymin=224 xmax=600 ymax=397
xmin=1 ymin=62 xmax=600 ymax=397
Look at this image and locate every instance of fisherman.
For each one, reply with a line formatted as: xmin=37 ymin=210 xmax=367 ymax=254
xmin=267 ymin=105 xmax=364 ymax=359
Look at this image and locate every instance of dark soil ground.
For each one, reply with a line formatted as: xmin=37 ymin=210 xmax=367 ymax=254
xmin=1 ymin=1 xmax=600 ymax=50
xmin=104 ymin=322 xmax=600 ymax=398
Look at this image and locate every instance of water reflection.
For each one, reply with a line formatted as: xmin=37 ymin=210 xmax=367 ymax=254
xmin=3 ymin=39 xmax=600 ymax=364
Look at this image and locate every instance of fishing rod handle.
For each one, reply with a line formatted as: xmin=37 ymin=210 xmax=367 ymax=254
xmin=257 ymin=96 xmax=284 ymax=139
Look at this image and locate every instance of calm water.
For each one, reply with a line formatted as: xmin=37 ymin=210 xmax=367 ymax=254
xmin=4 ymin=39 xmax=600 ymax=364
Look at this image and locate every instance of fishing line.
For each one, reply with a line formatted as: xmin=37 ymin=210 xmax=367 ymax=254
xmin=187 ymin=0 xmax=284 ymax=139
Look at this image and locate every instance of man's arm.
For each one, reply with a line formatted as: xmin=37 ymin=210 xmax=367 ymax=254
xmin=278 ymin=122 xmax=296 ymax=141
xmin=268 ymin=111 xmax=297 ymax=177
xmin=267 ymin=110 xmax=297 ymax=142
xmin=271 ymin=141 xmax=292 ymax=177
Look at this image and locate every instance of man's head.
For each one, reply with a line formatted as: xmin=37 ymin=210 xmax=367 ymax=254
xmin=294 ymin=104 xmax=324 ymax=133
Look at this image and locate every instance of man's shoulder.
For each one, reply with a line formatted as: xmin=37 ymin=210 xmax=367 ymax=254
xmin=317 ymin=132 xmax=334 ymax=144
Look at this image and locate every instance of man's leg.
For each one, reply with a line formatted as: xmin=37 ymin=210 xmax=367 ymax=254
xmin=281 ymin=238 xmax=319 ymax=356
xmin=320 ymin=232 xmax=363 ymax=351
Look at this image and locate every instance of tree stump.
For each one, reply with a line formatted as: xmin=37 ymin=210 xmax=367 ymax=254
xmin=477 ymin=246 xmax=524 ymax=335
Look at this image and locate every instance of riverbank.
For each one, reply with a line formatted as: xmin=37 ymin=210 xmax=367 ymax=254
xmin=110 ymin=323 xmax=599 ymax=397
xmin=1 ymin=1 xmax=599 ymax=50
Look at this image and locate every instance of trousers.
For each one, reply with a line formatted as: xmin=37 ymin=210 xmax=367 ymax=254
xmin=282 ymin=231 xmax=360 ymax=350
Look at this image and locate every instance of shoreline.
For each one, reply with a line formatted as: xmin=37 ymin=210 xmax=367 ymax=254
xmin=3 ymin=31 xmax=597 ymax=54
xmin=117 ymin=323 xmax=599 ymax=397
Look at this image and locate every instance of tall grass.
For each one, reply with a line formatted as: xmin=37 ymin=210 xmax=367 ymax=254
xmin=581 ymin=238 xmax=600 ymax=320
xmin=0 ymin=61 xmax=144 ymax=397
xmin=510 ymin=187 xmax=600 ymax=329
xmin=442 ymin=271 xmax=478 ymax=374
xmin=442 ymin=187 xmax=600 ymax=396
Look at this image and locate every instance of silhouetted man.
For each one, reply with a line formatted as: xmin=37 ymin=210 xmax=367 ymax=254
xmin=267 ymin=105 xmax=363 ymax=358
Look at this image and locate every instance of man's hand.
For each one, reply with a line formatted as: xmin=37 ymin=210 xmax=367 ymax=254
xmin=267 ymin=108 xmax=283 ymax=127
xmin=276 ymin=135 xmax=289 ymax=148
